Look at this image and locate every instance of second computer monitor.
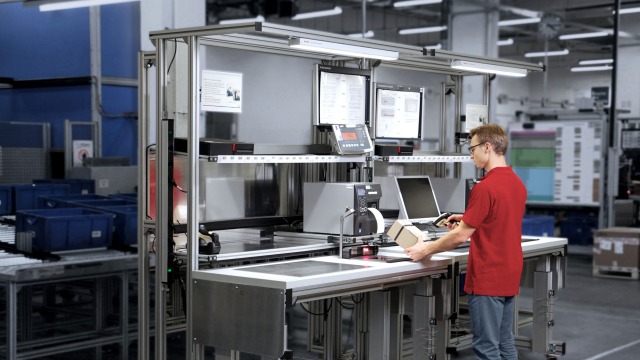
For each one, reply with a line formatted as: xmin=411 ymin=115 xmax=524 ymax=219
xmin=394 ymin=175 xmax=442 ymax=222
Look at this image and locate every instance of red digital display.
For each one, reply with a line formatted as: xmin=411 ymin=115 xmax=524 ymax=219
xmin=342 ymin=132 xmax=357 ymax=140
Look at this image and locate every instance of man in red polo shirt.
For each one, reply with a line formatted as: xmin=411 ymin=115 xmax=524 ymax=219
xmin=404 ymin=123 xmax=526 ymax=360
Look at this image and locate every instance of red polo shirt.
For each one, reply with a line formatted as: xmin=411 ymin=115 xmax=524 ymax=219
xmin=462 ymin=166 xmax=527 ymax=296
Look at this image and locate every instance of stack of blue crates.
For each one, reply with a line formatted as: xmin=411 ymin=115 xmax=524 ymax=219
xmin=38 ymin=194 xmax=108 ymax=209
xmin=70 ymin=198 xmax=137 ymax=247
xmin=559 ymin=215 xmax=598 ymax=245
xmin=15 ymin=208 xmax=113 ymax=252
xmin=33 ymin=179 xmax=95 ymax=195
xmin=522 ymin=215 xmax=555 ymax=237
xmin=13 ymin=184 xmax=71 ymax=213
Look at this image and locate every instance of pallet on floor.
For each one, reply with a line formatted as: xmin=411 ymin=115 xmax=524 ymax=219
xmin=592 ymin=265 xmax=639 ymax=280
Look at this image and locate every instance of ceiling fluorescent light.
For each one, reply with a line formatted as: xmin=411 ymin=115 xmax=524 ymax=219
xmin=451 ymin=60 xmax=527 ymax=77
xmin=289 ymin=38 xmax=399 ymax=61
xmin=424 ymin=43 xmax=442 ymax=50
xmin=219 ymin=15 xmax=265 ymax=25
xmin=524 ymin=49 xmax=569 ymax=58
xmin=498 ymin=17 xmax=541 ymax=26
xmin=398 ymin=25 xmax=447 ymax=35
xmin=292 ymin=6 xmax=342 ymax=20
xmin=40 ymin=0 xmax=138 ymax=11
xmin=348 ymin=30 xmax=375 ymax=38
xmin=570 ymin=65 xmax=613 ymax=72
xmin=579 ymin=59 xmax=614 ymax=65
xmin=393 ymin=0 xmax=442 ymax=8
xmin=616 ymin=7 xmax=640 ymax=15
xmin=559 ymin=31 xmax=611 ymax=40
xmin=497 ymin=38 xmax=514 ymax=46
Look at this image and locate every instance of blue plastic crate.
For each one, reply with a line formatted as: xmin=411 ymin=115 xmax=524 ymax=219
xmin=14 ymin=184 xmax=70 ymax=212
xmin=108 ymin=193 xmax=138 ymax=201
xmin=559 ymin=216 xmax=598 ymax=245
xmin=15 ymin=208 xmax=113 ymax=252
xmin=97 ymin=205 xmax=137 ymax=246
xmin=522 ymin=215 xmax=555 ymax=237
xmin=70 ymin=199 xmax=136 ymax=209
xmin=33 ymin=179 xmax=95 ymax=195
xmin=0 ymin=185 xmax=12 ymax=215
xmin=38 ymin=194 xmax=109 ymax=209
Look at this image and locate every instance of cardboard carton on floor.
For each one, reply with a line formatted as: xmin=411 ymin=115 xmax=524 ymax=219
xmin=593 ymin=227 xmax=640 ymax=269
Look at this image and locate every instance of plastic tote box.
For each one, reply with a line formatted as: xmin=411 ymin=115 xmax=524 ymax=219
xmin=13 ymin=184 xmax=70 ymax=212
xmin=38 ymin=194 xmax=108 ymax=209
xmin=522 ymin=215 xmax=555 ymax=237
xmin=15 ymin=208 xmax=113 ymax=252
xmin=33 ymin=179 xmax=96 ymax=195
xmin=70 ymin=199 xmax=135 ymax=209
xmin=97 ymin=205 xmax=137 ymax=246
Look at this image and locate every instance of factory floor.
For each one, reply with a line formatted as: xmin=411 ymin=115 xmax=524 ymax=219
xmin=157 ymin=245 xmax=640 ymax=360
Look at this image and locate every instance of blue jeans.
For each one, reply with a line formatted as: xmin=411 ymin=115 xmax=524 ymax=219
xmin=467 ymin=294 xmax=518 ymax=360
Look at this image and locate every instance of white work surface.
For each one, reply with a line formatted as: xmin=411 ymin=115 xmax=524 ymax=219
xmin=193 ymin=255 xmax=451 ymax=294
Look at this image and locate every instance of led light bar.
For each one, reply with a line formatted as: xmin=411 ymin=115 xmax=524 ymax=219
xmin=559 ymin=31 xmax=611 ymax=40
xmin=348 ymin=30 xmax=375 ymax=38
xmin=615 ymin=7 xmax=640 ymax=14
xmin=289 ymin=38 xmax=399 ymax=61
xmin=497 ymin=38 xmax=514 ymax=46
xmin=498 ymin=17 xmax=541 ymax=27
xmin=451 ymin=60 xmax=527 ymax=77
xmin=40 ymin=0 xmax=138 ymax=11
xmin=393 ymin=0 xmax=442 ymax=8
xmin=292 ymin=6 xmax=342 ymax=20
xmin=570 ymin=65 xmax=613 ymax=72
xmin=424 ymin=43 xmax=442 ymax=50
xmin=524 ymin=49 xmax=569 ymax=58
xmin=578 ymin=59 xmax=614 ymax=65
xmin=398 ymin=25 xmax=447 ymax=35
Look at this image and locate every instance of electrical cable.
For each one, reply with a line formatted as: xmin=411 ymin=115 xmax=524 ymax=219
xmin=300 ymin=299 xmax=332 ymax=316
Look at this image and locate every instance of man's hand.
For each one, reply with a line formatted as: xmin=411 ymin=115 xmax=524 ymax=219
xmin=404 ymin=241 xmax=431 ymax=262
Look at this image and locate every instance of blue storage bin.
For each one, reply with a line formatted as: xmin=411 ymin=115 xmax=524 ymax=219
xmin=97 ymin=205 xmax=137 ymax=246
xmin=108 ymin=193 xmax=137 ymax=201
xmin=0 ymin=185 xmax=12 ymax=215
xmin=14 ymin=184 xmax=70 ymax=212
xmin=38 ymin=194 xmax=109 ymax=209
xmin=70 ymin=199 xmax=135 ymax=209
xmin=559 ymin=216 xmax=598 ymax=245
xmin=522 ymin=215 xmax=555 ymax=237
xmin=33 ymin=179 xmax=95 ymax=195
xmin=15 ymin=208 xmax=113 ymax=252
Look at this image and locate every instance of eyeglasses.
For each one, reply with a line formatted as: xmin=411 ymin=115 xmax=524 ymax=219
xmin=468 ymin=143 xmax=483 ymax=154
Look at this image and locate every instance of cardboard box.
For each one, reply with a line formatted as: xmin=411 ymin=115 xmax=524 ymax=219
xmin=593 ymin=227 xmax=640 ymax=269
xmin=387 ymin=220 xmax=423 ymax=248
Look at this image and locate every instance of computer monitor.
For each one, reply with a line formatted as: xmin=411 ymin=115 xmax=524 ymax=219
xmin=314 ymin=64 xmax=371 ymax=126
xmin=394 ymin=175 xmax=442 ymax=222
xmin=374 ymin=83 xmax=423 ymax=139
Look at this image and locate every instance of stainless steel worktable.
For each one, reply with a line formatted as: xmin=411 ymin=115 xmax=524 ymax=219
xmin=379 ymin=236 xmax=569 ymax=359
xmin=192 ymin=254 xmax=452 ymax=359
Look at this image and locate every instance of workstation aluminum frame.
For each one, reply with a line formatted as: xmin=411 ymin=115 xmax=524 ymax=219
xmin=139 ymin=22 xmax=544 ymax=360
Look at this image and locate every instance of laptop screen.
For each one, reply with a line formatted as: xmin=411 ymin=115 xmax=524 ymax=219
xmin=395 ymin=176 xmax=441 ymax=222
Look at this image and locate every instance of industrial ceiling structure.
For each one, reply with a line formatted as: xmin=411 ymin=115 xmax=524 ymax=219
xmin=206 ymin=0 xmax=640 ymax=72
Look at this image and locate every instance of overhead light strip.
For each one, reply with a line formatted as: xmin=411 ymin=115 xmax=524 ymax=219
xmin=451 ymin=60 xmax=527 ymax=77
xmin=289 ymin=38 xmax=399 ymax=61
xmin=291 ymin=6 xmax=342 ymax=20
xmin=570 ymin=65 xmax=613 ymax=72
xmin=393 ymin=0 xmax=442 ymax=8
xmin=399 ymin=25 xmax=447 ymax=35
xmin=498 ymin=17 xmax=541 ymax=26
xmin=40 ymin=0 xmax=139 ymax=11
xmin=615 ymin=7 xmax=640 ymax=14
xmin=559 ymin=31 xmax=611 ymax=40
xmin=348 ymin=30 xmax=375 ymax=38
xmin=579 ymin=59 xmax=614 ymax=65
xmin=497 ymin=38 xmax=514 ymax=46
xmin=219 ymin=15 xmax=265 ymax=25
xmin=524 ymin=49 xmax=569 ymax=58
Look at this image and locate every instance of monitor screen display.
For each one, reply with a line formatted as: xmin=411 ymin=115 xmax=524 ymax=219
xmin=395 ymin=176 xmax=441 ymax=221
xmin=374 ymin=83 xmax=423 ymax=139
xmin=315 ymin=65 xmax=370 ymax=126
